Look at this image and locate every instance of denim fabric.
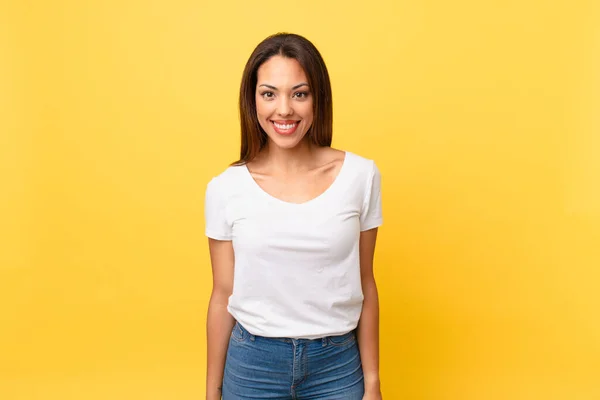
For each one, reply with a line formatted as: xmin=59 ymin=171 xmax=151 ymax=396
xmin=222 ymin=321 xmax=364 ymax=399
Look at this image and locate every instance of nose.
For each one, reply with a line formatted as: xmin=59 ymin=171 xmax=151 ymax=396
xmin=277 ymin=97 xmax=293 ymax=117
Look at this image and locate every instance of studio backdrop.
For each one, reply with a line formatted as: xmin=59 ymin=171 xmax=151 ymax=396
xmin=1 ymin=0 xmax=599 ymax=399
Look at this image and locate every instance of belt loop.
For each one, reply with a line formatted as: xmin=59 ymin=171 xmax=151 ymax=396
xmin=321 ymin=336 xmax=327 ymax=347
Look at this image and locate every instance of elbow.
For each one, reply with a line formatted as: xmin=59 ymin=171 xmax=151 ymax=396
xmin=361 ymin=276 xmax=378 ymax=299
xmin=210 ymin=284 xmax=232 ymax=306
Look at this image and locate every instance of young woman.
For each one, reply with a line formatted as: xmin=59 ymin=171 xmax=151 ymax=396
xmin=205 ymin=33 xmax=383 ymax=400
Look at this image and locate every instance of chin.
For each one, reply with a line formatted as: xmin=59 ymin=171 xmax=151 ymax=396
xmin=265 ymin=131 xmax=308 ymax=150
xmin=269 ymin=137 xmax=304 ymax=150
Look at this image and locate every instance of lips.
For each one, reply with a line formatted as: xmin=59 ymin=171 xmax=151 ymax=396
xmin=271 ymin=120 xmax=299 ymax=135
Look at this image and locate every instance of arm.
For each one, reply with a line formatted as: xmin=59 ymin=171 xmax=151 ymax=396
xmin=206 ymin=238 xmax=235 ymax=400
xmin=357 ymin=227 xmax=382 ymax=398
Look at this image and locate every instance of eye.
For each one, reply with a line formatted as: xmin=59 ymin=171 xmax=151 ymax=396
xmin=260 ymin=91 xmax=275 ymax=100
xmin=293 ymin=91 xmax=310 ymax=99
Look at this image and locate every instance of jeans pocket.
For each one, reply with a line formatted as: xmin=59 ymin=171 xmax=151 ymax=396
xmin=327 ymin=330 xmax=356 ymax=347
xmin=230 ymin=322 xmax=246 ymax=343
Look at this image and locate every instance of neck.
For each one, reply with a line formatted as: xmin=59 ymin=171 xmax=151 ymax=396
xmin=262 ymin=139 xmax=318 ymax=173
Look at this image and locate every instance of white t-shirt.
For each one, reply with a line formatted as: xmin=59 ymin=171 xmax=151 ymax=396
xmin=204 ymin=151 xmax=383 ymax=339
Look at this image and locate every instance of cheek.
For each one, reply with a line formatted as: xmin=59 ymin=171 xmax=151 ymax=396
xmin=299 ymin=103 xmax=314 ymax=122
xmin=255 ymin=101 xmax=272 ymax=132
xmin=255 ymin=98 xmax=272 ymax=118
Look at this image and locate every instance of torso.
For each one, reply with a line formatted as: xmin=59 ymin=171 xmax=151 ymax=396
xmin=204 ymin=149 xmax=383 ymax=339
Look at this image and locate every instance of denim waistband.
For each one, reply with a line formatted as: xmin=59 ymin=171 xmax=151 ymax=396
xmin=234 ymin=320 xmax=355 ymax=346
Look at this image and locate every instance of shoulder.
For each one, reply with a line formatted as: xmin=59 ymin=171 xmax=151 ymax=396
xmin=342 ymin=150 xmax=380 ymax=179
xmin=205 ymin=164 xmax=248 ymax=199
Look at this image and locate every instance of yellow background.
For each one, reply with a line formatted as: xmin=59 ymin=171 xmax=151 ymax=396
xmin=1 ymin=0 xmax=599 ymax=398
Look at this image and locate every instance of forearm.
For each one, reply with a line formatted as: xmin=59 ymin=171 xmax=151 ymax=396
xmin=357 ymin=279 xmax=381 ymax=393
xmin=206 ymin=293 xmax=235 ymax=400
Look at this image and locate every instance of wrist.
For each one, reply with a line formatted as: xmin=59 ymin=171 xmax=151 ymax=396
xmin=364 ymin=375 xmax=381 ymax=392
xmin=206 ymin=386 xmax=222 ymax=400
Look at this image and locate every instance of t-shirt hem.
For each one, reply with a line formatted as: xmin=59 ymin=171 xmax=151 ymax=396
xmin=360 ymin=218 xmax=383 ymax=232
xmin=205 ymin=230 xmax=232 ymax=241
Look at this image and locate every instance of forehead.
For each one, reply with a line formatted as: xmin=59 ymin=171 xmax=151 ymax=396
xmin=256 ymin=56 xmax=308 ymax=85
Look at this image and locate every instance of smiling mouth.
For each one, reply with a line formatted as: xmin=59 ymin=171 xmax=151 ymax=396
xmin=271 ymin=120 xmax=299 ymax=135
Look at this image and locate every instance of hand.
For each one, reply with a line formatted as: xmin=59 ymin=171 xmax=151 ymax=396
xmin=363 ymin=390 xmax=383 ymax=400
xmin=363 ymin=378 xmax=382 ymax=399
xmin=206 ymin=388 xmax=222 ymax=400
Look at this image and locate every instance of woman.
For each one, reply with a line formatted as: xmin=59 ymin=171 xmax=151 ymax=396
xmin=205 ymin=32 xmax=383 ymax=400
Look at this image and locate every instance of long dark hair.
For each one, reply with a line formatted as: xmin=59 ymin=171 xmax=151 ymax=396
xmin=233 ymin=33 xmax=333 ymax=165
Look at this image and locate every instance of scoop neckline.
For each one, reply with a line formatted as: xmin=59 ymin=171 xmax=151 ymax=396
xmin=242 ymin=151 xmax=351 ymax=207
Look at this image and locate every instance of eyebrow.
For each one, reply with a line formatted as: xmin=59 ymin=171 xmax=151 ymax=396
xmin=258 ymin=83 xmax=309 ymax=90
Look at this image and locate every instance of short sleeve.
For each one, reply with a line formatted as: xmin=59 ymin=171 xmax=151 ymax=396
xmin=204 ymin=177 xmax=233 ymax=240
xmin=359 ymin=161 xmax=383 ymax=231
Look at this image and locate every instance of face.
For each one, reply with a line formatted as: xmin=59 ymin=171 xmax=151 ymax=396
xmin=255 ymin=55 xmax=314 ymax=150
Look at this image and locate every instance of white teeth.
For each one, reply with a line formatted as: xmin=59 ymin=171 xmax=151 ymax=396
xmin=273 ymin=122 xmax=296 ymax=130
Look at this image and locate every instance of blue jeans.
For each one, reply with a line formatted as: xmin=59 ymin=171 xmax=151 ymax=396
xmin=222 ymin=321 xmax=365 ymax=399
